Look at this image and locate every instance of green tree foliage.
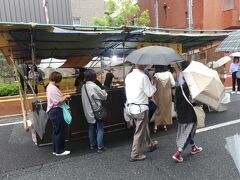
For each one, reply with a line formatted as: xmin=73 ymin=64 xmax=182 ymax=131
xmin=0 ymin=53 xmax=15 ymax=78
xmin=0 ymin=83 xmax=19 ymax=96
xmin=93 ymin=0 xmax=151 ymax=27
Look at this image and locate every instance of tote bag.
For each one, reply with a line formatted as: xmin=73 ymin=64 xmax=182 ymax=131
xmin=62 ymin=102 xmax=72 ymax=124
xmin=180 ymin=86 xmax=205 ymax=128
xmin=193 ymin=106 xmax=205 ymax=128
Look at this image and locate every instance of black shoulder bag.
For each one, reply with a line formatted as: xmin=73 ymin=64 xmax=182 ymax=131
xmin=84 ymin=84 xmax=107 ymax=121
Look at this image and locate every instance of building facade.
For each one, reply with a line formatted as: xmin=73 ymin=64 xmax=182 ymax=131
xmin=138 ymin=0 xmax=240 ymax=30
xmin=71 ymin=0 xmax=105 ymax=26
xmin=0 ymin=0 xmax=72 ymax=24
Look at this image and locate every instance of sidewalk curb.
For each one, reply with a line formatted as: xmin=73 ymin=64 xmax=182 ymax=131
xmin=0 ymin=114 xmax=22 ymax=120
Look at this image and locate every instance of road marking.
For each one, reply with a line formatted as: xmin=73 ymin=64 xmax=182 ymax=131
xmin=0 ymin=121 xmax=23 ymax=127
xmin=196 ymin=119 xmax=240 ymax=133
xmin=0 ymin=118 xmax=240 ymax=132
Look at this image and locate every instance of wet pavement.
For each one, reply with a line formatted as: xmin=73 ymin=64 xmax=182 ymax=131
xmin=0 ymin=93 xmax=240 ymax=180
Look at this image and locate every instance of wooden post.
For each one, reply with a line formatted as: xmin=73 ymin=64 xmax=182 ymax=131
xmin=100 ymin=57 xmax=103 ymax=83
xmin=122 ymin=42 xmax=126 ymax=80
xmin=10 ymin=57 xmax=29 ymax=130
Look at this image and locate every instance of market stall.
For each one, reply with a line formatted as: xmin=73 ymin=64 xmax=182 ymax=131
xmin=0 ymin=22 xmax=231 ymax=145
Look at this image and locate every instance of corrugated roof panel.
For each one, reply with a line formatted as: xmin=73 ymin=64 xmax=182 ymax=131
xmin=0 ymin=0 xmax=71 ymax=24
xmin=0 ymin=23 xmax=231 ymax=65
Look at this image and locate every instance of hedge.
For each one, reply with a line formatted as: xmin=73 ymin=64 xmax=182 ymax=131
xmin=0 ymin=83 xmax=19 ymax=96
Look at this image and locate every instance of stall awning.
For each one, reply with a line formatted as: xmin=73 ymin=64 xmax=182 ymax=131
xmin=0 ymin=22 xmax=232 ymax=67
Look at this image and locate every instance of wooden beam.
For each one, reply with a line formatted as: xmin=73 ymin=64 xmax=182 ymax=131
xmin=10 ymin=56 xmax=29 ymax=130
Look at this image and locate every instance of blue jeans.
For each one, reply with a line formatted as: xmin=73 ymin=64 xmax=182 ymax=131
xmin=88 ymin=121 xmax=104 ymax=149
xmin=183 ymin=135 xmax=195 ymax=150
xmin=48 ymin=107 xmax=65 ymax=154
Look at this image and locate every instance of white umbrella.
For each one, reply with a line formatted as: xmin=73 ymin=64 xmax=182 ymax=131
xmin=207 ymin=61 xmax=218 ymax=68
xmin=230 ymin=52 xmax=240 ymax=57
xmin=225 ymin=133 xmax=240 ymax=175
xmin=183 ymin=61 xmax=225 ymax=109
xmin=215 ymin=56 xmax=231 ymax=68
xmin=207 ymin=56 xmax=231 ymax=69
xmin=42 ymin=67 xmax=75 ymax=78
xmin=38 ymin=58 xmax=66 ymax=69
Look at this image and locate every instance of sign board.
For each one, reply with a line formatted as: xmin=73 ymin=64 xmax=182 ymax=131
xmin=137 ymin=43 xmax=182 ymax=54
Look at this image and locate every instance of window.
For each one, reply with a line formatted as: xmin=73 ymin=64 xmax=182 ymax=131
xmin=72 ymin=17 xmax=81 ymax=25
xmin=223 ymin=0 xmax=235 ymax=11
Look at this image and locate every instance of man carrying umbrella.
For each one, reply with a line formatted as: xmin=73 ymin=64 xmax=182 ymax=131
xmin=125 ymin=64 xmax=159 ymax=162
xmin=125 ymin=46 xmax=184 ymax=161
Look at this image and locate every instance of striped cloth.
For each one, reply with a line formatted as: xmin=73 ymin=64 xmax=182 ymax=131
xmin=176 ymin=122 xmax=197 ymax=150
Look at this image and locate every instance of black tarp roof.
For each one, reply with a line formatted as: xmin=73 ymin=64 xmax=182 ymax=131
xmin=0 ymin=22 xmax=231 ymax=67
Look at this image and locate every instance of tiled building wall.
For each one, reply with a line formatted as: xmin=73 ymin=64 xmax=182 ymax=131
xmin=71 ymin=0 xmax=105 ymax=26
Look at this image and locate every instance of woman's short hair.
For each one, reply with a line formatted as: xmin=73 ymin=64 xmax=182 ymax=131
xmin=155 ymin=65 xmax=168 ymax=72
xmin=233 ymin=57 xmax=239 ymax=63
xmin=181 ymin=61 xmax=190 ymax=71
xmin=84 ymin=69 xmax=96 ymax=82
xmin=49 ymin=71 xmax=62 ymax=83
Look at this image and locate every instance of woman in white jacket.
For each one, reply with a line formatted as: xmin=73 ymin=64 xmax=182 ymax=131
xmin=229 ymin=57 xmax=240 ymax=94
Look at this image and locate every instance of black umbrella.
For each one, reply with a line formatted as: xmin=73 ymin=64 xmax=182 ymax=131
xmin=125 ymin=46 xmax=184 ymax=65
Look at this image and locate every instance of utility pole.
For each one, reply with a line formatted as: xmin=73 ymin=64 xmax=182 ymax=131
xmin=43 ymin=0 xmax=49 ymax=24
xmin=155 ymin=0 xmax=159 ymax=28
xmin=188 ymin=0 xmax=193 ymax=30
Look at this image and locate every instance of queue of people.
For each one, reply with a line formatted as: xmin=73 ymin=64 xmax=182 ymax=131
xmin=45 ymin=61 xmax=203 ymax=163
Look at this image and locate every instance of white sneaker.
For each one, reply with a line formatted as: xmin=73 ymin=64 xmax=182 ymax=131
xmin=237 ymin=91 xmax=240 ymax=95
xmin=55 ymin=150 xmax=70 ymax=156
xmin=231 ymin=91 xmax=236 ymax=94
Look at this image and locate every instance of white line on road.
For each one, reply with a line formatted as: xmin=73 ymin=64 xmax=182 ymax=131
xmin=0 ymin=121 xmax=23 ymax=127
xmin=196 ymin=119 xmax=240 ymax=133
xmin=0 ymin=118 xmax=240 ymax=133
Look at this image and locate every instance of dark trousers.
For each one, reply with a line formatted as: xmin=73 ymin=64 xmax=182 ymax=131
xmin=48 ymin=107 xmax=65 ymax=154
xmin=148 ymin=100 xmax=157 ymax=123
xmin=183 ymin=135 xmax=195 ymax=150
xmin=232 ymin=72 xmax=240 ymax=91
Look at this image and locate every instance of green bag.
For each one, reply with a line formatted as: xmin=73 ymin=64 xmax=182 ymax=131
xmin=62 ymin=102 xmax=72 ymax=124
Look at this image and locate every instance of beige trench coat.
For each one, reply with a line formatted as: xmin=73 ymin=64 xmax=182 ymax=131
xmin=152 ymin=78 xmax=173 ymax=126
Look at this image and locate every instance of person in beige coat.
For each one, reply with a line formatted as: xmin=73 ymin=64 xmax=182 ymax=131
xmin=152 ymin=65 xmax=175 ymax=132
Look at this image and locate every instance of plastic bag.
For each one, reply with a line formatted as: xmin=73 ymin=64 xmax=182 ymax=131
xmin=62 ymin=102 xmax=72 ymax=124
xmin=221 ymin=93 xmax=231 ymax=104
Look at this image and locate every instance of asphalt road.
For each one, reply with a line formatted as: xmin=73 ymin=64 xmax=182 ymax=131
xmin=1 ymin=94 xmax=240 ymax=180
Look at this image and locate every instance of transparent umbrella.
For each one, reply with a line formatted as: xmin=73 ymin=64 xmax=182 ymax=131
xmin=230 ymin=52 xmax=240 ymax=57
xmin=225 ymin=133 xmax=240 ymax=174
